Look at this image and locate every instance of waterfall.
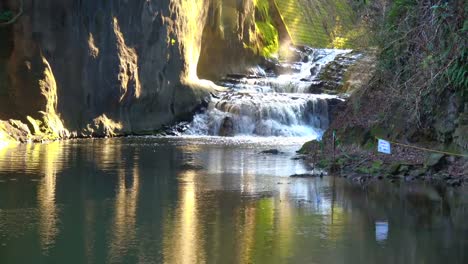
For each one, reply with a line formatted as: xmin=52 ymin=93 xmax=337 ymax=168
xmin=184 ymin=48 xmax=350 ymax=138
xmin=187 ymin=92 xmax=334 ymax=137
xmin=170 ymin=0 xmax=207 ymax=83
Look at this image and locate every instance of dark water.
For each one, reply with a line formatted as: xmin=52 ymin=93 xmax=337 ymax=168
xmin=0 ymin=137 xmax=467 ymax=264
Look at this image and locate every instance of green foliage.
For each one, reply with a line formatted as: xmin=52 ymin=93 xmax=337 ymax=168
xmin=357 ymin=160 xmax=383 ymax=174
xmin=276 ymin=0 xmax=366 ymax=48
xmin=255 ymin=21 xmax=279 ymax=57
xmin=317 ymin=159 xmax=330 ymax=169
xmin=446 ymin=38 xmax=468 ymax=93
xmin=388 ymin=0 xmax=416 ymax=24
xmin=253 ymin=0 xmax=279 ymax=57
xmin=377 ymin=0 xmax=467 ymax=131
xmin=371 ymin=160 xmax=383 ymax=171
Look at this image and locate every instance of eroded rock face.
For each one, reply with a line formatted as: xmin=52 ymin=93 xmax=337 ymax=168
xmin=304 ymin=49 xmax=379 ymax=97
xmin=0 ymin=0 xmax=265 ymax=141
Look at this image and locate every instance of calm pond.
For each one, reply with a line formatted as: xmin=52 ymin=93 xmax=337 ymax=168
xmin=0 ymin=137 xmax=467 ymax=263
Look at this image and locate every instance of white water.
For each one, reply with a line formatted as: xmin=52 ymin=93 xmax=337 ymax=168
xmin=222 ymin=48 xmax=352 ymax=93
xmin=186 ymin=48 xmax=350 ymax=138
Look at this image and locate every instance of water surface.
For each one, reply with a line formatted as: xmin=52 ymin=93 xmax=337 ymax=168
xmin=0 ymin=137 xmax=467 ymax=263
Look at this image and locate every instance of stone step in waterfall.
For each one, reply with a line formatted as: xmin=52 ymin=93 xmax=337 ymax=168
xmin=181 ymin=48 xmax=353 ymax=138
xmin=187 ymin=92 xmax=339 ymax=137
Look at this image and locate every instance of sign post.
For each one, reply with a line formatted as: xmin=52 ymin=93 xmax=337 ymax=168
xmin=378 ymin=139 xmax=391 ymax=154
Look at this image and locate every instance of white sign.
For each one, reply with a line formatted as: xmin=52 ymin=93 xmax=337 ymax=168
xmin=378 ymin=139 xmax=391 ymax=154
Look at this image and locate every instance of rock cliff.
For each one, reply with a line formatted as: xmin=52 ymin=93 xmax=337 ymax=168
xmin=0 ymin=0 xmax=273 ymax=142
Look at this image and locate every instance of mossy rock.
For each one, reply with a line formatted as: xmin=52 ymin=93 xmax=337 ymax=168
xmin=398 ymin=165 xmax=410 ymax=174
xmin=340 ymin=125 xmax=371 ymax=146
xmin=297 ymin=140 xmax=322 ymax=155
xmin=388 ymin=163 xmax=401 ymax=175
xmin=356 ymin=166 xmax=371 ymax=174
xmin=424 ymin=153 xmax=447 ymax=170
xmin=409 ymin=167 xmax=427 ymax=177
xmin=317 ymin=158 xmax=330 ymax=169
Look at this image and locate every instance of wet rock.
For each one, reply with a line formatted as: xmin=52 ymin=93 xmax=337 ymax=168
xmin=310 ymin=65 xmax=320 ymax=76
xmin=288 ymin=47 xmax=307 ymax=62
xmin=273 ymin=64 xmax=295 ymax=75
xmin=291 ymin=155 xmax=308 ymax=160
xmin=312 ymin=55 xmax=325 ymax=63
xmin=260 ymin=149 xmax=283 ymax=155
xmin=220 ymin=77 xmax=242 ymax=85
xmin=309 ymin=82 xmax=324 ymax=94
xmin=399 ymin=165 xmax=410 ymax=174
xmin=311 ymin=51 xmax=364 ymax=93
xmin=290 ymin=173 xmax=324 ymax=178
xmin=389 ymin=163 xmax=402 ymax=175
xmin=405 ymin=176 xmax=416 ymax=182
xmin=424 ymin=153 xmax=447 ymax=170
xmin=219 ymin=117 xmax=234 ymax=137
xmin=447 ymin=179 xmax=462 ymax=187
xmin=161 ymin=122 xmax=190 ymax=136
xmin=409 ymin=167 xmax=427 ymax=177
xmin=387 ymin=174 xmax=403 ymax=180
xmin=226 ymin=73 xmax=248 ymax=79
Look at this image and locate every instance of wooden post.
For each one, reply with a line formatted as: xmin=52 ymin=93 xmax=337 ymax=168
xmin=332 ymin=130 xmax=336 ymax=163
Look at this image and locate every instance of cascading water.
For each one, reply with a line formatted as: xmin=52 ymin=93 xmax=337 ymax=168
xmin=185 ymin=48 xmax=352 ymax=139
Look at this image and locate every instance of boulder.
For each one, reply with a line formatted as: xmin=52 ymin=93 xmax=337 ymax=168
xmin=424 ymin=153 xmax=447 ymax=170
xmin=260 ymin=149 xmax=283 ymax=155
xmin=219 ymin=117 xmax=235 ymax=137
xmin=290 ymin=173 xmax=324 ymax=178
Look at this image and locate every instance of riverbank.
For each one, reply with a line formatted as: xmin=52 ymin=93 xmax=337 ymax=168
xmin=297 ymin=132 xmax=467 ymax=188
xmin=294 ymin=0 xmax=468 ymax=188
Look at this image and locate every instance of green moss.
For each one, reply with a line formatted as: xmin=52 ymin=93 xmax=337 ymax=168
xmin=317 ymin=158 xmax=330 ymax=169
xmin=371 ymin=160 xmax=383 ymax=171
xmin=255 ymin=21 xmax=279 ymax=57
xmin=253 ymin=0 xmax=279 ymax=57
xmin=388 ymin=0 xmax=417 ymax=24
xmin=297 ymin=140 xmax=322 ymax=154
xmin=357 ymin=166 xmax=371 ymax=174
xmin=274 ymin=0 xmax=368 ymax=48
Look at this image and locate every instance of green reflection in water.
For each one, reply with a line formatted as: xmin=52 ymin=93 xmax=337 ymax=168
xmin=0 ymin=137 xmax=466 ymax=264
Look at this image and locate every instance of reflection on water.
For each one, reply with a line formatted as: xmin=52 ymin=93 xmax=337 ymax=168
xmin=108 ymin=151 xmax=140 ymax=263
xmin=375 ymin=221 xmax=389 ymax=243
xmin=37 ymin=174 xmax=57 ymax=251
xmin=164 ymin=170 xmax=204 ymax=264
xmin=0 ymin=137 xmax=467 ymax=264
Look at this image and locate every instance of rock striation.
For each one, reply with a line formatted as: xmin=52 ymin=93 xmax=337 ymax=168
xmin=0 ymin=0 xmax=275 ymax=141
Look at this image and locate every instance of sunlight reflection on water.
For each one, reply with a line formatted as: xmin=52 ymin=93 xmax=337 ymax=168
xmin=0 ymin=137 xmax=466 ymax=264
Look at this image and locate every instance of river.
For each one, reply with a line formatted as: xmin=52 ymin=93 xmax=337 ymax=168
xmin=0 ymin=136 xmax=467 ymax=263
